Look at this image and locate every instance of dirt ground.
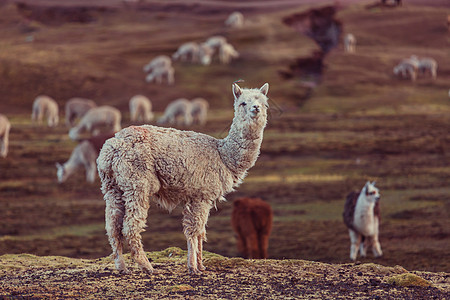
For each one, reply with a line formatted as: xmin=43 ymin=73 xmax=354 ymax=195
xmin=0 ymin=0 xmax=449 ymax=297
xmin=1 ymin=249 xmax=449 ymax=299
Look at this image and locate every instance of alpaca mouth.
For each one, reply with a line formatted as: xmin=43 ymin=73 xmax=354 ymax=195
xmin=250 ymin=107 xmax=260 ymax=118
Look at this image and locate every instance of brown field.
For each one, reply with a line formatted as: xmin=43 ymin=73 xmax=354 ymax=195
xmin=0 ymin=0 xmax=449 ymax=280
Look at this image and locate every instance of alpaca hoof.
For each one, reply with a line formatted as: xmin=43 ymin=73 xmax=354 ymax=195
xmin=119 ymin=268 xmax=131 ymax=275
xmin=198 ymin=264 xmax=206 ymax=272
xmin=189 ymin=268 xmax=202 ymax=275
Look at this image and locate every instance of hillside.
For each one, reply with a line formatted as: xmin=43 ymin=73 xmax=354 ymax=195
xmin=0 ymin=0 xmax=449 ymax=295
xmin=0 ymin=248 xmax=448 ymax=299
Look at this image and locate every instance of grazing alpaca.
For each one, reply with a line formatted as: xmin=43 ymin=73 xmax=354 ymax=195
xmin=231 ymin=197 xmax=273 ymax=259
xmin=190 ymin=98 xmax=209 ymax=125
xmin=344 ymin=33 xmax=356 ymax=53
xmin=204 ymin=36 xmax=227 ymax=53
xmin=219 ymin=43 xmax=239 ymax=64
xmin=143 ymin=55 xmax=172 ymax=73
xmin=69 ymin=105 xmax=121 ymax=140
xmin=393 ymin=61 xmax=417 ymax=82
xmin=157 ymin=98 xmax=193 ymax=127
xmin=129 ymin=95 xmax=154 ymax=123
xmin=145 ymin=65 xmax=175 ymax=85
xmin=172 ymin=42 xmax=199 ymax=63
xmin=97 ymin=82 xmax=269 ymax=274
xmin=56 ymin=132 xmax=115 ymax=183
xmin=225 ymin=11 xmax=244 ymax=28
xmin=31 ymin=95 xmax=59 ymax=127
xmin=416 ymin=57 xmax=438 ymax=80
xmin=343 ymin=181 xmax=382 ymax=261
xmin=65 ymin=97 xmax=97 ymax=127
xmin=0 ymin=114 xmax=11 ymax=158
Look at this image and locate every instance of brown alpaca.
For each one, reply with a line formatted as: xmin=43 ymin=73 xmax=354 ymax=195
xmin=231 ymin=197 xmax=273 ymax=259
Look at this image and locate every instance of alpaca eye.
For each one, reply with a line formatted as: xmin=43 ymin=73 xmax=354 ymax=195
xmin=369 ymin=191 xmax=376 ymax=195
xmin=240 ymin=102 xmax=247 ymax=106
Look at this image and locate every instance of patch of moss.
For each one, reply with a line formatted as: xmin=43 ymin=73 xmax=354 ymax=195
xmin=386 ymin=273 xmax=432 ymax=287
xmin=354 ymin=263 xmax=408 ymax=276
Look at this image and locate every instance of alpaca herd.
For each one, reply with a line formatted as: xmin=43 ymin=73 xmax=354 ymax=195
xmin=393 ymin=55 xmax=438 ymax=82
xmin=143 ymin=11 xmax=244 ymax=86
xmin=343 ymin=32 xmax=438 ymax=82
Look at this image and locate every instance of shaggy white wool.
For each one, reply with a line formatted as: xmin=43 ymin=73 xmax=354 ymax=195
xmin=97 ymin=83 xmax=269 ymax=274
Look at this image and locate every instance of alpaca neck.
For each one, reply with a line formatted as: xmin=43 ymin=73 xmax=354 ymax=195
xmin=219 ymin=116 xmax=265 ymax=180
xmin=354 ymin=195 xmax=376 ymax=234
xmin=63 ymin=157 xmax=81 ymax=177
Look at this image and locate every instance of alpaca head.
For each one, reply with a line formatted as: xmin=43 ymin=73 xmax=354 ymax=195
xmin=232 ymin=83 xmax=269 ymax=131
xmin=362 ymin=181 xmax=380 ymax=203
xmin=55 ymin=162 xmax=68 ymax=183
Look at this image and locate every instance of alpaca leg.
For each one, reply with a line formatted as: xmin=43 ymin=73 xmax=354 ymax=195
xmin=104 ymin=188 xmax=128 ymax=273
xmin=183 ymin=201 xmax=212 ymax=274
xmin=86 ymin=161 xmax=97 ymax=183
xmin=122 ymin=187 xmax=153 ymax=273
xmin=245 ymin=233 xmax=259 ymax=259
xmin=349 ymin=229 xmax=361 ymax=261
xmin=258 ymin=233 xmax=270 ymax=259
xmin=197 ymin=233 xmax=206 ymax=271
xmin=113 ymin=122 xmax=121 ymax=133
xmin=235 ymin=232 xmax=248 ymax=258
xmin=1 ymin=126 xmax=9 ymax=157
xmin=372 ymin=235 xmax=383 ymax=258
xmin=0 ymin=139 xmax=5 ymax=158
xmin=360 ymin=236 xmax=368 ymax=258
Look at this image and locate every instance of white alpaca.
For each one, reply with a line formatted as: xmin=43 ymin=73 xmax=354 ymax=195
xmin=417 ymin=57 xmax=437 ymax=79
xmin=190 ymin=97 xmax=209 ymax=125
xmin=172 ymin=42 xmax=199 ymax=63
xmin=344 ymin=33 xmax=356 ymax=53
xmin=225 ymin=11 xmax=244 ymax=28
xmin=343 ymin=181 xmax=382 ymax=261
xmin=0 ymin=114 xmax=11 ymax=158
xmin=393 ymin=61 xmax=417 ymax=82
xmin=157 ymin=98 xmax=193 ymax=126
xmin=69 ymin=106 xmax=121 ymax=140
xmin=56 ymin=133 xmax=115 ymax=183
xmin=219 ymin=43 xmax=239 ymax=64
xmin=145 ymin=65 xmax=175 ymax=85
xmin=65 ymin=97 xmax=97 ymax=127
xmin=97 ymin=82 xmax=269 ymax=274
xmin=31 ymin=95 xmax=59 ymax=127
xmin=143 ymin=55 xmax=172 ymax=73
xmin=129 ymin=95 xmax=154 ymax=123
xmin=204 ymin=36 xmax=227 ymax=53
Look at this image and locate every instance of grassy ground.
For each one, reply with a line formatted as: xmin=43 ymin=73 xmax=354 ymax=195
xmin=0 ymin=0 xmax=449 ymax=273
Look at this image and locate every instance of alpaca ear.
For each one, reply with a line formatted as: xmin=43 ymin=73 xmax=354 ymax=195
xmin=232 ymin=83 xmax=243 ymax=100
xmin=55 ymin=162 xmax=62 ymax=169
xmin=260 ymin=83 xmax=269 ymax=96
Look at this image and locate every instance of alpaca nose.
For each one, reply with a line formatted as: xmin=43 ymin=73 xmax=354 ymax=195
xmin=251 ymin=105 xmax=260 ymax=113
